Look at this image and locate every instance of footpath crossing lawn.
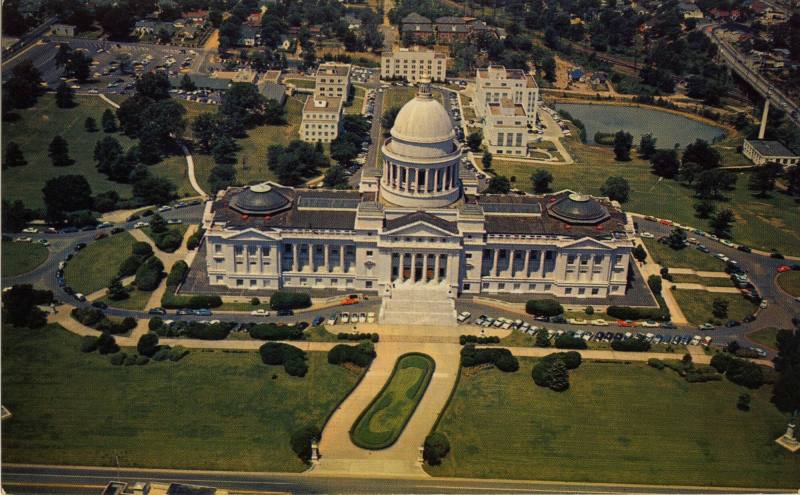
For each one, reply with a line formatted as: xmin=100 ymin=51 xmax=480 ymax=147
xmin=1 ymin=324 xmax=361 ymax=472
xmin=63 ymin=232 xmax=138 ymax=295
xmin=427 ymin=359 xmax=800 ymax=488
xmin=642 ymin=238 xmax=726 ymax=272
xmin=1 ymin=241 xmax=49 ymax=277
xmin=777 ymin=271 xmax=800 ymax=297
xmin=351 ymin=353 xmax=435 ymax=449
xmin=672 ymin=290 xmax=758 ymax=325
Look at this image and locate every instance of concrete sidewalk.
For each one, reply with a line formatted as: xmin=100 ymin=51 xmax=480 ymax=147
xmin=638 ymin=242 xmax=688 ymax=325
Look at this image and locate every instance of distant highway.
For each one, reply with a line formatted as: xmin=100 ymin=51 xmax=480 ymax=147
xmin=703 ymin=24 xmax=799 ymax=127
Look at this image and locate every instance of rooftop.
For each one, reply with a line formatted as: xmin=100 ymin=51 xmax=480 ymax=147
xmin=316 ymin=63 xmax=351 ymax=77
xmin=303 ymin=95 xmax=342 ymax=114
xmin=488 ymin=98 xmax=526 ymax=117
xmin=746 ymin=139 xmax=797 ymax=157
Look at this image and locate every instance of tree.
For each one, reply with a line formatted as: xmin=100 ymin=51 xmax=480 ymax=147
xmin=531 ymin=169 xmax=553 ymax=193
xmin=150 ymin=213 xmax=167 ymax=234
xmin=323 ymin=164 xmax=349 ymax=189
xmin=650 ymin=149 xmax=680 ymax=178
xmin=710 ymin=209 xmax=735 ymax=239
xmin=101 ymin=5 xmax=135 ymax=38
xmin=94 ymin=136 xmax=124 ymax=176
xmin=117 ymin=95 xmax=154 ymax=136
xmin=3 ymin=142 xmax=26 ymax=168
xmin=648 ymin=275 xmax=662 ymax=295
xmin=737 ymin=393 xmax=751 ymax=411
xmin=85 ymin=117 xmax=98 ymax=132
xmin=600 ymin=176 xmax=630 ymax=202
xmin=208 ymin=164 xmax=236 ymax=193
xmin=55 ymin=82 xmax=75 ymax=108
xmin=680 ymin=161 xmax=702 ymax=184
xmin=694 ymin=200 xmax=716 ymax=219
xmin=4 ymin=60 xmax=43 ymax=109
xmin=467 ymin=131 xmax=483 ymax=151
xmin=612 ymin=130 xmax=633 ymax=161
xmin=712 ymin=298 xmax=729 ymax=318
xmin=666 ymin=227 xmax=687 ymax=249
xmin=192 ymin=113 xmax=220 ymax=152
xmin=107 ymin=279 xmax=129 ymax=300
xmin=137 ymin=99 xmax=187 ymax=162
xmin=632 ymin=244 xmax=647 ymax=263
xmin=2 ymin=200 xmax=34 ymax=232
xmin=1 ymin=284 xmax=52 ymax=328
xmin=381 ymin=106 xmax=401 ymax=133
xmin=541 ymin=56 xmax=557 ymax=82
xmin=638 ymin=133 xmax=657 ymax=159
xmin=482 ymin=150 xmax=493 ymax=170
xmin=748 ymin=162 xmax=783 ymax=196
xmin=547 ymin=359 xmax=570 ymax=391
xmin=485 ymin=175 xmax=510 ymax=194
xmin=132 ymin=175 xmax=176 ymax=205
xmin=135 ymin=72 xmax=171 ymax=100
xmin=694 ymin=169 xmax=736 ymax=199
xmin=42 ymin=175 xmax=93 ymax=222
xmin=180 ymin=73 xmax=197 ymax=92
xmin=137 ymin=332 xmax=160 ymax=357
xmin=683 ymin=139 xmax=721 ymax=171
xmin=48 ymin=136 xmax=72 ymax=167
xmin=264 ymin=99 xmax=286 ymax=125
xmin=102 ymin=109 xmax=117 ymax=133
xmin=64 ymin=51 xmax=92 ymax=82
xmin=211 ymin=135 xmax=238 ymax=164
xmin=221 ymin=83 xmax=268 ymax=127
xmin=423 ymin=432 xmax=451 ymax=465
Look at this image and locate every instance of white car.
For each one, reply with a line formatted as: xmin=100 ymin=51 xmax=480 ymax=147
xmin=639 ymin=232 xmax=654 ymax=238
xmin=591 ymin=319 xmax=609 ymax=326
xmin=250 ymin=309 xmax=269 ymax=316
xmin=720 ymin=239 xmax=734 ymax=247
xmin=759 ymin=299 xmax=769 ymax=309
xmin=133 ymin=221 xmax=149 ymax=229
xmin=327 ymin=314 xmax=338 ymax=325
xmin=640 ymin=321 xmax=660 ymax=328
xmin=358 ymin=313 xmax=366 ymax=323
xmin=341 ymin=312 xmax=350 ymax=324
xmin=457 ymin=311 xmax=471 ymax=322
xmin=22 ymin=227 xmax=38 ymax=234
xmin=14 ymin=236 xmax=32 ymax=242
xmin=568 ymin=318 xmax=588 ymax=325
xmin=367 ymin=312 xmax=375 ymax=323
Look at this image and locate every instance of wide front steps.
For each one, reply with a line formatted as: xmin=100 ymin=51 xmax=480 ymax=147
xmin=379 ymin=282 xmax=457 ymax=326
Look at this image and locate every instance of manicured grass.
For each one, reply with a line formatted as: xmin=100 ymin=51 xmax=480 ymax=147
xmin=284 ymin=78 xmax=316 ymax=89
xmin=304 ymin=325 xmax=339 ymax=342
xmin=672 ymin=290 xmax=758 ymax=325
xmin=345 ymin=85 xmax=366 ymax=115
xmin=193 ymin=97 xmax=304 ymax=194
xmin=351 ymin=353 xmax=435 ymax=450
xmin=1 ymin=241 xmax=48 ymax=277
xmin=63 ymin=232 xmax=137 ymax=295
xmin=382 ymin=86 xmax=444 ymax=113
xmin=2 ymin=94 xmax=193 ymax=210
xmin=670 ymin=274 xmax=734 ymax=287
xmin=426 ymin=359 xmax=800 ymax=488
xmin=747 ymin=327 xmax=780 ymax=349
xmin=2 ymin=324 xmax=361 ymax=472
xmin=491 ymin=141 xmax=800 ymax=255
xmin=141 ymin=224 xmax=189 ymax=251
xmin=777 ymin=270 xmax=800 ymax=297
xmin=642 ymin=238 xmax=725 ymax=272
xmin=98 ymin=286 xmax=152 ymax=311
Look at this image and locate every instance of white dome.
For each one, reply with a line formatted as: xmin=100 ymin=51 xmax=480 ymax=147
xmin=391 ymin=95 xmax=455 ymax=144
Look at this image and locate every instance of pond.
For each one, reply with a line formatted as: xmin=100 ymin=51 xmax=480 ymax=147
xmin=555 ymin=103 xmax=726 ymax=148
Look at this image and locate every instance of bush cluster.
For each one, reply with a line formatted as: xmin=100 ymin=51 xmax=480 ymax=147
xmin=611 ymin=338 xmax=651 ymax=352
xmin=554 ymin=334 xmax=588 ymax=349
xmin=186 ymin=227 xmax=205 ymax=250
xmin=150 ymin=228 xmax=183 ymax=252
xmin=135 ymin=256 xmax=164 ymax=291
xmin=459 ymin=335 xmax=500 ymax=345
xmin=525 ymin=299 xmax=564 ymax=317
xmin=270 ymin=291 xmax=312 ymax=311
xmin=259 ymin=342 xmax=308 ymax=376
xmin=79 ymin=333 xmax=120 ymax=355
xmin=166 ymin=260 xmax=189 ymax=288
xmin=710 ymin=353 xmax=766 ymax=388
xmin=328 ymin=342 xmax=376 ymax=368
xmin=460 ymin=345 xmax=519 ymax=372
xmin=531 ymin=352 xmax=581 ymax=392
xmin=647 ymin=358 xmax=665 ymax=369
xmin=249 ymin=323 xmax=305 ymax=340
xmin=161 ymin=291 xmax=222 ymax=309
xmin=290 ymin=425 xmax=321 ymax=463
xmin=607 ymin=305 xmax=669 ymax=321
xmin=337 ymin=332 xmax=379 ymax=342
xmin=72 ymin=307 xmax=136 ymax=335
xmin=423 ymin=432 xmax=451 ymax=466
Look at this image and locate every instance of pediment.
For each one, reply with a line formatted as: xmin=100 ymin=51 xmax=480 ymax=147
xmin=382 ymin=220 xmax=455 ymax=237
xmin=562 ymin=237 xmax=615 ymax=250
xmin=224 ymin=228 xmax=278 ymax=241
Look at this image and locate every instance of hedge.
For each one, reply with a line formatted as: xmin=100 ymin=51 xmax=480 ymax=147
xmin=161 ymin=290 xmax=222 ymax=309
xmin=611 ymin=338 xmax=651 ymax=352
xmin=187 ymin=227 xmax=205 ymax=250
xmin=270 ymin=291 xmax=312 ymax=311
xmin=166 ymin=260 xmax=189 ymax=288
xmin=525 ymin=299 xmax=564 ymax=317
xmin=337 ymin=332 xmax=380 ymax=342
xmin=259 ymin=342 xmax=308 ymax=376
xmin=531 ymin=352 xmax=581 ymax=391
xmin=135 ymin=256 xmax=164 ymax=291
xmin=72 ymin=307 xmax=136 ymax=335
xmin=328 ymin=342 xmax=376 ymax=368
xmin=184 ymin=321 xmax=234 ymax=340
xmin=460 ymin=345 xmax=519 ymax=372
xmin=249 ymin=323 xmax=305 ymax=340
xmin=554 ymin=334 xmax=588 ymax=349
xmin=459 ymin=335 xmax=500 ymax=345
xmin=712 ymin=353 xmax=765 ymax=388
xmin=607 ymin=305 xmax=669 ymax=321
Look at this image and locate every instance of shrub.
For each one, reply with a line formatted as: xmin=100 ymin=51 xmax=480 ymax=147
xmin=531 ymin=353 xmax=574 ymax=391
xmin=270 ymin=291 xmax=312 ymax=310
xmin=494 ymin=352 xmax=520 ymax=372
xmin=161 ymin=292 xmax=222 ymax=309
xmin=290 ymin=425 xmax=320 ymax=463
xmin=423 ymin=432 xmax=451 ymax=465
xmin=109 ymin=352 xmax=126 ymax=365
xmin=585 ymin=306 xmax=594 ymax=315
xmin=458 ymin=335 xmax=501 ymax=345
xmin=149 ymin=317 xmax=164 ymax=331
xmin=725 ymin=358 xmax=764 ymax=388
xmin=96 ymin=333 xmax=119 ymax=354
xmin=135 ymin=355 xmax=150 ymax=365
xmin=117 ymin=255 xmax=143 ymax=277
xmin=554 ymin=334 xmax=588 ymax=349
xmin=328 ymin=342 xmax=376 ymax=367
xmin=124 ymin=354 xmax=138 ymax=366
xmin=166 ymin=260 xmax=189 ymax=287
xmin=734 ymin=348 xmax=761 ymax=359
xmin=251 ymin=297 xmax=260 ymax=306
xmin=153 ymin=229 xmax=183 ymax=252
xmin=169 ymin=346 xmax=189 ymax=361
xmin=607 ymin=305 xmax=668 ymax=321
xmin=611 ymin=339 xmax=651 ymax=352
xmin=72 ymin=307 xmax=105 ymax=327
xmin=249 ymin=323 xmax=304 ymax=340
xmin=259 ymin=342 xmax=308 ymax=376
xmin=737 ymin=393 xmax=751 ymax=411
xmin=152 ymin=347 xmax=172 ymax=361
xmin=535 ymin=331 xmax=550 ymax=347
xmin=460 ymin=345 xmax=519 ymax=372
xmin=648 ymin=358 xmax=665 ymax=369
xmin=122 ymin=316 xmax=136 ymax=331
xmin=132 ymin=241 xmax=153 ymax=258
xmin=186 ymin=227 xmax=205 ymax=250
xmin=525 ymin=299 xmax=564 ymax=317
xmin=135 ymin=256 xmax=164 ymax=291
xmin=338 ymin=332 xmax=380 ymax=342
xmin=137 ymin=332 xmax=159 ymax=357
xmin=710 ymin=353 xmax=732 ymax=373
xmin=80 ymin=335 xmax=99 ymax=353
xmin=185 ymin=321 xmax=233 ymax=340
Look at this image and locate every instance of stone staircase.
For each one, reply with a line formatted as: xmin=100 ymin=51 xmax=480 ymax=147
xmin=379 ymin=281 xmax=458 ymax=326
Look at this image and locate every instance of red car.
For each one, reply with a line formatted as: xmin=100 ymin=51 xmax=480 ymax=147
xmin=659 ymin=219 xmax=673 ymax=226
xmin=617 ymin=320 xmax=637 ymax=327
xmin=777 ymin=265 xmax=792 ymax=273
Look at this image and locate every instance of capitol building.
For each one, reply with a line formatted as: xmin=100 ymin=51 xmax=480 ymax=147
xmin=202 ymin=79 xmax=635 ymax=323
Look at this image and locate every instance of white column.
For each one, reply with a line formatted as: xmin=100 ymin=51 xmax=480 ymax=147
xmin=523 ymin=250 xmax=530 ymax=278
xmin=434 ymin=253 xmax=441 ymax=282
xmin=339 ymin=246 xmax=345 ymax=273
xmin=452 ymin=164 xmax=457 ymax=187
xmin=509 ymin=249 xmax=517 ymax=277
xmin=324 ymin=244 xmax=330 ymax=273
xmin=539 ymin=250 xmax=546 ymax=278
xmin=424 ymin=168 xmax=430 ymax=192
xmin=492 ymin=249 xmax=499 ymax=276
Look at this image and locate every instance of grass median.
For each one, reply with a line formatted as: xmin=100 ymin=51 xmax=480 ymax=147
xmin=426 ymin=358 xmax=800 ymax=488
xmin=777 ymin=271 xmax=800 ymax=297
xmin=351 ymin=352 xmax=435 ymax=450
xmin=2 ymin=324 xmax=361 ymax=472
xmin=63 ymin=232 xmax=138 ymax=295
xmin=671 ymin=290 xmax=758 ymax=325
xmin=1 ymin=241 xmax=49 ymax=277
xmin=642 ymin=238 xmax=726 ymax=272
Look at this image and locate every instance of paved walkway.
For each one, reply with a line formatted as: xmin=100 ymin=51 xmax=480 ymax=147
xmin=181 ymin=143 xmax=208 ymax=198
xmin=129 ymin=225 xmax=198 ymax=310
xmin=668 ymin=268 xmax=730 ymax=277
xmin=637 ymin=242 xmax=689 ymax=325
xmin=671 ymin=283 xmax=741 ymax=293
xmin=314 ymin=341 xmax=461 ymax=477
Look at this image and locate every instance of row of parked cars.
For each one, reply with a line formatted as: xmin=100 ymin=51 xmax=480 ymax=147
xmin=461 ymin=312 xmax=678 ymax=329
xmin=326 ymin=312 xmax=376 ymax=325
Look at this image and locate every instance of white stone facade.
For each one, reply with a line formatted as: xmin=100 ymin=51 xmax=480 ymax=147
xmin=300 ymin=95 xmax=343 ymax=143
xmin=314 ymin=63 xmax=351 ymax=99
xmin=380 ymin=46 xmax=448 ymax=82
xmin=483 ymin=98 xmax=528 ymax=156
xmin=474 ymin=65 xmax=539 ymax=127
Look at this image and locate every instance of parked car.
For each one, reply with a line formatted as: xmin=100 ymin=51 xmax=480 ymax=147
xmin=698 ymin=323 xmax=715 ymax=331
xmin=640 ymin=321 xmax=660 ymax=328
xmin=91 ymin=301 xmax=108 ymax=309
xmin=367 ymin=312 xmax=376 ymax=323
xmin=457 ymin=311 xmax=471 ymax=323
xmin=277 ymin=309 xmax=294 ymax=317
xmin=312 ymin=316 xmax=325 ymax=326
xmin=194 ymin=308 xmax=212 ymax=316
xmin=250 ymin=309 xmax=270 ymax=316
xmin=148 ymin=307 xmax=167 ymax=315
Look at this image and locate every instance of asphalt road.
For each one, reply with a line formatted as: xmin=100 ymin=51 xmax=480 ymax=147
xmin=4 ymin=464 xmax=777 ymax=494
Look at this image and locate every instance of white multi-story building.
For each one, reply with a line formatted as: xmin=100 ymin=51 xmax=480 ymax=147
xmin=474 ymin=65 xmax=539 ymax=126
xmin=380 ymin=46 xmax=448 ymax=82
xmin=299 ymin=95 xmax=343 ymax=143
xmin=483 ymin=98 xmax=528 ymax=156
xmin=205 ymin=79 xmax=636 ymax=324
xmin=314 ymin=62 xmax=351 ymax=99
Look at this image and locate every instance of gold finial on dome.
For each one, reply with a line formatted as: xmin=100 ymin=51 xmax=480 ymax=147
xmin=416 ymin=73 xmax=432 ymax=99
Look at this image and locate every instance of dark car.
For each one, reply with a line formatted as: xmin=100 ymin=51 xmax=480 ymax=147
xmin=91 ymin=301 xmax=108 ymax=309
xmin=696 ymin=245 xmax=710 ymax=253
xmin=277 ymin=309 xmax=294 ymax=316
xmin=127 ymin=214 xmax=141 ymax=222
xmin=614 ymin=332 xmax=623 ymax=340
xmin=110 ymin=227 xmax=125 ymax=234
xmin=743 ymin=314 xmax=757 ymax=323
xmin=549 ymin=315 xmax=566 ymax=324
xmin=312 ymin=316 xmax=324 ymax=326
xmin=194 ymin=308 xmax=212 ymax=316
xmin=80 ymin=225 xmax=97 ymax=231
xmin=737 ymin=245 xmax=752 ymax=253
xmin=724 ymin=320 xmax=741 ymax=327
xmin=296 ymin=321 xmax=310 ymax=330
xmin=660 ymin=321 xmax=677 ymax=329
xmin=63 ymin=286 xmax=75 ymax=295
xmin=148 ymin=307 xmax=167 ymax=315
xmin=74 ymin=242 xmax=87 ymax=251
xmin=61 ymin=227 xmax=79 ymax=234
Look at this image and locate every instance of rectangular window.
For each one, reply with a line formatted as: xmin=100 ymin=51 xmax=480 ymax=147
xmin=214 ymin=244 xmax=222 ymax=253
xmin=498 ymin=283 xmax=505 ymax=289
xmin=565 ymin=288 xmax=572 ymax=295
xmin=250 ymin=279 xmax=257 ymax=287
xmin=591 ymin=288 xmax=599 ymax=295
xmin=366 ymin=281 xmax=373 ymax=288
xmin=236 ymin=279 xmax=243 ymax=287
xmin=366 ymin=250 xmax=373 ymax=256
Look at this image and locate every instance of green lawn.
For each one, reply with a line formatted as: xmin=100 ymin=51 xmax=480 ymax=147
xmin=141 ymin=224 xmax=189 ymax=250
xmin=2 ymin=94 xmax=193 ymax=211
xmin=670 ymin=274 xmax=734 ymax=287
xmin=63 ymin=232 xmax=137 ymax=295
xmin=351 ymin=353 xmax=435 ymax=450
xmin=672 ymin=290 xmax=759 ymax=325
xmin=2 ymin=324 xmax=362 ymax=471
xmin=491 ymin=142 xmax=800 ymax=256
xmin=642 ymin=238 xmax=726 ymax=272
xmin=777 ymin=271 xmax=800 ymax=297
xmin=284 ymin=78 xmax=316 ymax=89
xmin=427 ymin=359 xmax=800 ymax=488
xmin=747 ymin=327 xmax=780 ymax=349
xmin=193 ymin=97 xmax=304 ymax=194
xmin=345 ymin=85 xmax=366 ymax=115
xmin=98 ymin=285 xmax=152 ymax=310
xmin=1 ymin=241 xmax=49 ymax=277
